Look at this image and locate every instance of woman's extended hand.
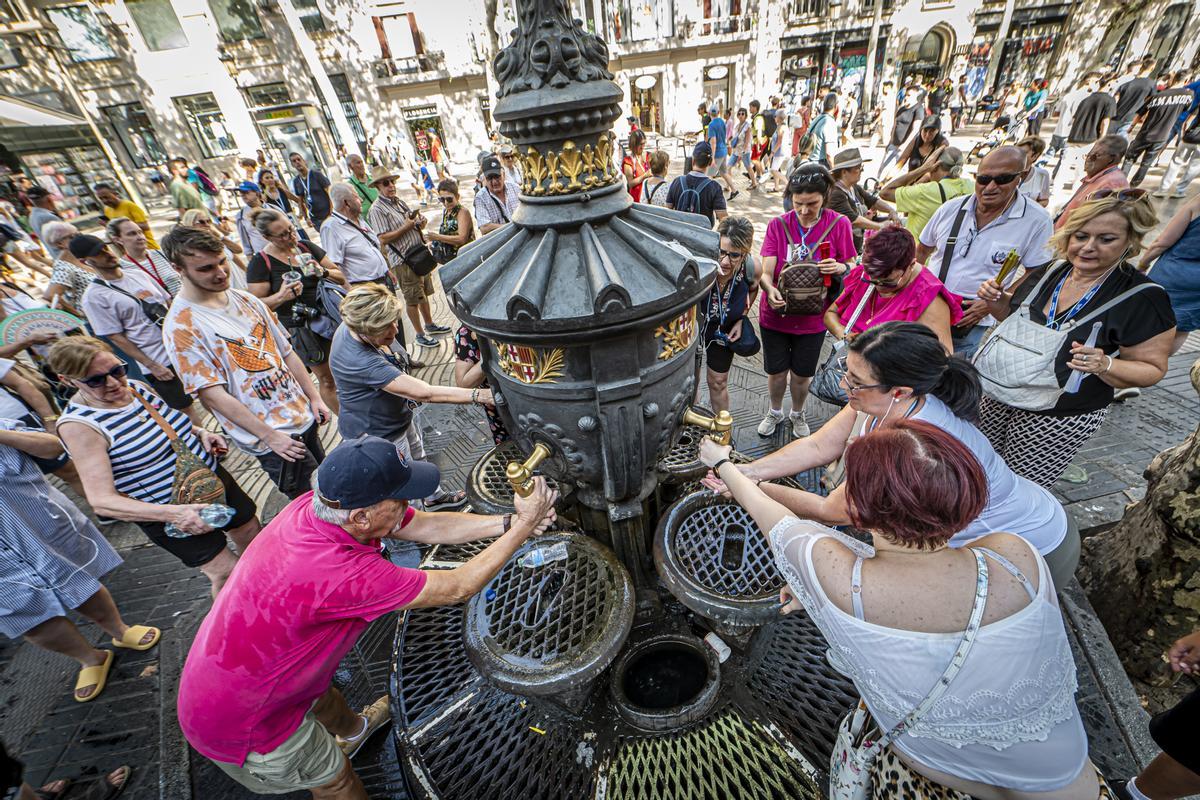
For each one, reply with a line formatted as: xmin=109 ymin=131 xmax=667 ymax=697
xmin=1168 ymin=630 xmax=1200 ymax=674
xmin=197 ymin=429 xmax=229 ymax=457
xmin=977 ymin=278 xmax=1005 ymax=303
xmin=779 ymin=587 xmax=802 ymax=615
xmin=170 ymin=504 xmax=216 ymax=535
xmin=766 ymin=285 xmax=786 ymax=310
xmin=698 ymin=437 xmax=732 ymax=468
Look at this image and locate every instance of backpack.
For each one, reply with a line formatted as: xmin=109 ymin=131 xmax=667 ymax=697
xmin=192 ymin=168 xmax=219 ymax=196
xmin=675 ymin=175 xmax=712 ymax=216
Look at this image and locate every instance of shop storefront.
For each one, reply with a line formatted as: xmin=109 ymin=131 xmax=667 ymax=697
xmin=403 ymin=104 xmax=450 ymax=168
xmin=975 ymin=3 xmax=1071 ymax=92
xmin=631 ymin=73 xmax=663 ymax=132
xmin=0 ymin=98 xmax=121 ymax=224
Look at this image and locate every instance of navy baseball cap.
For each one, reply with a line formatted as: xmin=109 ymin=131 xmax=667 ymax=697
xmin=237 ymin=180 xmax=261 ymax=193
xmin=692 ymin=141 xmax=713 ymax=160
xmin=315 ymin=436 xmax=440 ymax=509
xmin=481 ymin=154 xmax=503 ymax=178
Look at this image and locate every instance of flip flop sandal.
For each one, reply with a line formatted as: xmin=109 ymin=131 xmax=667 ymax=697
xmin=59 ymin=766 xmax=132 ymax=800
xmin=32 ymin=779 xmax=73 ymax=800
xmin=74 ymin=650 xmax=113 ymax=703
xmin=424 ymin=490 xmax=467 ymax=511
xmin=111 ymin=625 xmax=160 ymax=651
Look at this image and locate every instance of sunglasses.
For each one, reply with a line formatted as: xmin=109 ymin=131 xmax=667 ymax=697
xmin=865 ymin=275 xmax=903 ymax=288
xmin=439 ymin=196 xmax=455 ymax=203
xmin=269 ymin=226 xmax=297 ymax=239
xmin=975 ymin=172 xmax=1021 ymax=186
xmin=78 ymin=361 xmax=128 ymax=388
xmin=1087 ymin=187 xmax=1148 ymax=202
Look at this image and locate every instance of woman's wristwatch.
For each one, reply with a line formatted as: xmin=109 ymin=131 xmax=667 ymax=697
xmin=713 ymin=458 xmax=730 ymax=473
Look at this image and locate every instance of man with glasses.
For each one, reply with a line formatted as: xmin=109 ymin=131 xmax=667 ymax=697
xmin=367 ymin=166 xmax=450 ymax=349
xmin=73 ymin=234 xmax=200 ymax=422
xmin=915 ymin=146 xmax=1053 ymax=356
xmin=1054 ymin=135 xmax=1129 ymax=231
xmin=474 ymin=155 xmax=520 ymax=236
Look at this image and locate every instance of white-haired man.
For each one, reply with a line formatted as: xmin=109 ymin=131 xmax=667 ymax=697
xmin=178 ymin=435 xmax=558 ymax=799
xmin=321 ymin=183 xmax=393 ymax=288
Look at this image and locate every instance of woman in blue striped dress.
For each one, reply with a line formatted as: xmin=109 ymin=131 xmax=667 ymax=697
xmin=50 ymin=336 xmax=261 ymax=597
xmin=0 ymin=418 xmax=159 ymax=703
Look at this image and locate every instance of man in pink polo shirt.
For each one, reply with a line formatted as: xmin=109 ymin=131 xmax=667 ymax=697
xmin=177 ymin=436 xmax=557 ymax=798
xmin=1054 ymin=134 xmax=1130 ymax=230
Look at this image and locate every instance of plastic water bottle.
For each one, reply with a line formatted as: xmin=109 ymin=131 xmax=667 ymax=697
xmin=165 ymin=503 xmax=236 ymax=538
xmin=518 ymin=542 xmax=569 ymax=568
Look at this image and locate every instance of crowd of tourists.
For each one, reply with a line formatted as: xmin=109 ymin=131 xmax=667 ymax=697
xmin=0 ymin=64 xmax=1199 ymax=800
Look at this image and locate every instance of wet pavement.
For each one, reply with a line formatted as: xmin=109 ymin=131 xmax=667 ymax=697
xmin=0 ymin=125 xmax=1192 ymax=797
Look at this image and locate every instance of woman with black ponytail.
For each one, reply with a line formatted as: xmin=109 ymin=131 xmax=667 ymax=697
xmin=704 ymin=321 xmax=1079 ymax=587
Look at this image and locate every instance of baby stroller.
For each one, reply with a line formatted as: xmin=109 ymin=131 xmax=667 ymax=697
xmin=968 ymin=109 xmax=1028 ymax=162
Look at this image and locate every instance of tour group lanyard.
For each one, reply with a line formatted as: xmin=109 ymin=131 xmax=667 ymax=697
xmin=334 ymin=213 xmax=379 ymax=248
xmin=1045 ymin=266 xmax=1112 ymax=331
xmin=126 ymin=253 xmax=168 ymax=292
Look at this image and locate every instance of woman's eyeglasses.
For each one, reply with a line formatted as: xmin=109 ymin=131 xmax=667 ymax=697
xmin=718 ymin=249 xmax=746 ymax=263
xmin=975 ymin=172 xmax=1021 ymax=186
xmin=439 ymin=196 xmax=456 ymax=204
xmin=269 ymin=226 xmax=297 ymax=239
xmin=865 ymin=274 xmax=903 ymax=288
xmin=833 ymin=355 xmax=888 ymax=394
xmin=1087 ymin=187 xmax=1148 ymax=203
xmin=79 ymin=362 xmax=128 ymax=388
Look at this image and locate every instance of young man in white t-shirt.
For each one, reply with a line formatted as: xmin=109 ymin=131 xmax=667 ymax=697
xmin=160 ymin=226 xmax=331 ymax=499
xmin=72 ymin=234 xmax=201 ymax=425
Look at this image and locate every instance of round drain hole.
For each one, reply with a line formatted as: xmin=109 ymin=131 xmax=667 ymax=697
xmin=611 ymin=633 xmax=720 ymax=731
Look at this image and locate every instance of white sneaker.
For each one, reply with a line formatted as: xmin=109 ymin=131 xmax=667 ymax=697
xmin=1113 ymin=387 xmax=1141 ymax=402
xmin=757 ymin=410 xmax=784 ymax=436
xmin=790 ymin=411 xmax=810 ymax=438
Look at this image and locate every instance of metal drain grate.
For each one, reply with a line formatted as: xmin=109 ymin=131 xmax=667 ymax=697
xmin=670 ymin=494 xmax=781 ymax=598
xmin=605 ymin=710 xmax=822 ymax=800
xmin=466 ymin=440 xmax=559 ymax=515
xmin=464 ymin=532 xmax=634 ymax=695
xmin=745 ymin=610 xmax=858 ymax=769
xmin=393 ymin=604 xmax=482 ymax=726
xmin=404 ymin=685 xmax=597 ymax=800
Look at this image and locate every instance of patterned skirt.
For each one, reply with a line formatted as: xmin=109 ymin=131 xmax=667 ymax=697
xmin=869 ymin=748 xmax=1117 ymax=799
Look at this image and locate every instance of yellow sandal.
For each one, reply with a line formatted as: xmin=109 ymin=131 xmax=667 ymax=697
xmin=74 ymin=650 xmax=113 ymax=703
xmin=111 ymin=625 xmax=160 ymax=651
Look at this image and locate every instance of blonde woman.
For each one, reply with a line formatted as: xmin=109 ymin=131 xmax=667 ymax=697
xmin=976 ymin=191 xmax=1175 ymax=488
xmin=330 ymin=283 xmax=493 ymax=509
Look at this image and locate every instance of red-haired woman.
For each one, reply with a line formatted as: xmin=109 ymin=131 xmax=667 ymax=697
xmin=699 ymin=419 xmax=1115 ymax=799
xmin=825 ymin=224 xmax=960 ymax=350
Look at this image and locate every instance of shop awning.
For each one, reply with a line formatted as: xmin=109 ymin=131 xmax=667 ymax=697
xmin=0 ymin=95 xmax=87 ymax=128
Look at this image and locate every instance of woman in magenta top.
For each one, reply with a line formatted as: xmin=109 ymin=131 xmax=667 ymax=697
xmin=826 ymin=224 xmax=962 ymax=351
xmin=758 ymin=164 xmax=855 ymax=439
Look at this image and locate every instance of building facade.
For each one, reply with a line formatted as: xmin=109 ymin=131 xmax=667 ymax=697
xmin=1 ymin=0 xmax=1197 ymax=221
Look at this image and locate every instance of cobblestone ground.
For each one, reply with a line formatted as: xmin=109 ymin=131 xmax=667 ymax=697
xmin=0 ymin=124 xmax=1190 ymax=797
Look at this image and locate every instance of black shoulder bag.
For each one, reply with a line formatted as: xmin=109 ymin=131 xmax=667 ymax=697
xmin=938 ymin=197 xmax=976 ymax=338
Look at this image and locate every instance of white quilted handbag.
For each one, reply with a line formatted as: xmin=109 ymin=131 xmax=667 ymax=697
xmin=973 ymin=262 xmax=1156 ymax=411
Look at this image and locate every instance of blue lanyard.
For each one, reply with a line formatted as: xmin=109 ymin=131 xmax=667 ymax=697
xmin=789 ymin=212 xmax=817 ymax=259
xmin=1045 ymin=267 xmax=1109 ymax=331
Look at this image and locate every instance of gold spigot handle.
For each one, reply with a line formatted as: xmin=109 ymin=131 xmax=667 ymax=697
xmin=506 ymin=442 xmax=551 ymax=498
xmin=682 ymin=407 xmax=733 ymax=447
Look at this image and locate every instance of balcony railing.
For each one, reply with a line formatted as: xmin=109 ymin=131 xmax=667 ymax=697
xmin=693 ymin=12 xmax=756 ymax=36
xmin=790 ymin=0 xmax=828 ymax=18
xmin=373 ymin=50 xmax=446 ymax=79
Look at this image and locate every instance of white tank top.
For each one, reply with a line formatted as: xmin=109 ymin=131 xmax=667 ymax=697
xmin=771 ymin=517 xmax=1088 ymax=791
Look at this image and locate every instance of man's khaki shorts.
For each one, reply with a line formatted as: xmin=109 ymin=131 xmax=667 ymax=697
xmin=212 ymin=709 xmax=345 ymax=794
xmin=397 ymin=263 xmax=435 ymax=305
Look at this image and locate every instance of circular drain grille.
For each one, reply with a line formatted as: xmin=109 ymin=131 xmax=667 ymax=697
xmin=657 ymin=406 xmax=719 ymax=481
xmin=466 ymin=440 xmax=560 ymax=515
xmin=654 ymin=490 xmax=783 ymax=626
xmin=463 ymin=531 xmax=634 ymax=695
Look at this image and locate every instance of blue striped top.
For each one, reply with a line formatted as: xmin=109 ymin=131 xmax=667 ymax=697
xmin=59 ymin=381 xmax=215 ymax=505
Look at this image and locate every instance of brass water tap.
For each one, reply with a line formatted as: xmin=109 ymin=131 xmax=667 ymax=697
xmin=506 ymin=442 xmax=551 ymax=498
xmin=682 ymin=407 xmax=733 ymax=446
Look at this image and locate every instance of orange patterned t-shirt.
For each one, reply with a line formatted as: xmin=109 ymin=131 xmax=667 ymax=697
xmin=163 ymin=290 xmax=313 ymax=454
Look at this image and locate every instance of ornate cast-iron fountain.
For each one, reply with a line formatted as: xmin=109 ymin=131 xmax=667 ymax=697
xmin=388 ymin=2 xmax=857 ymax=797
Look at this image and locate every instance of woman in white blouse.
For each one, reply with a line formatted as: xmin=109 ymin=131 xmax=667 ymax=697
xmin=699 ymin=420 xmax=1112 ymax=799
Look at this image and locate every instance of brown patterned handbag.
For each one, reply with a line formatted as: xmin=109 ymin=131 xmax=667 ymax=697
xmin=132 ymin=389 xmax=226 ymax=506
xmin=777 ymin=212 xmax=837 ymax=316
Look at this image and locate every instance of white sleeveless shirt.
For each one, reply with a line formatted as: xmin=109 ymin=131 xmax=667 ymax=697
xmin=770 ymin=517 xmax=1088 ymax=791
